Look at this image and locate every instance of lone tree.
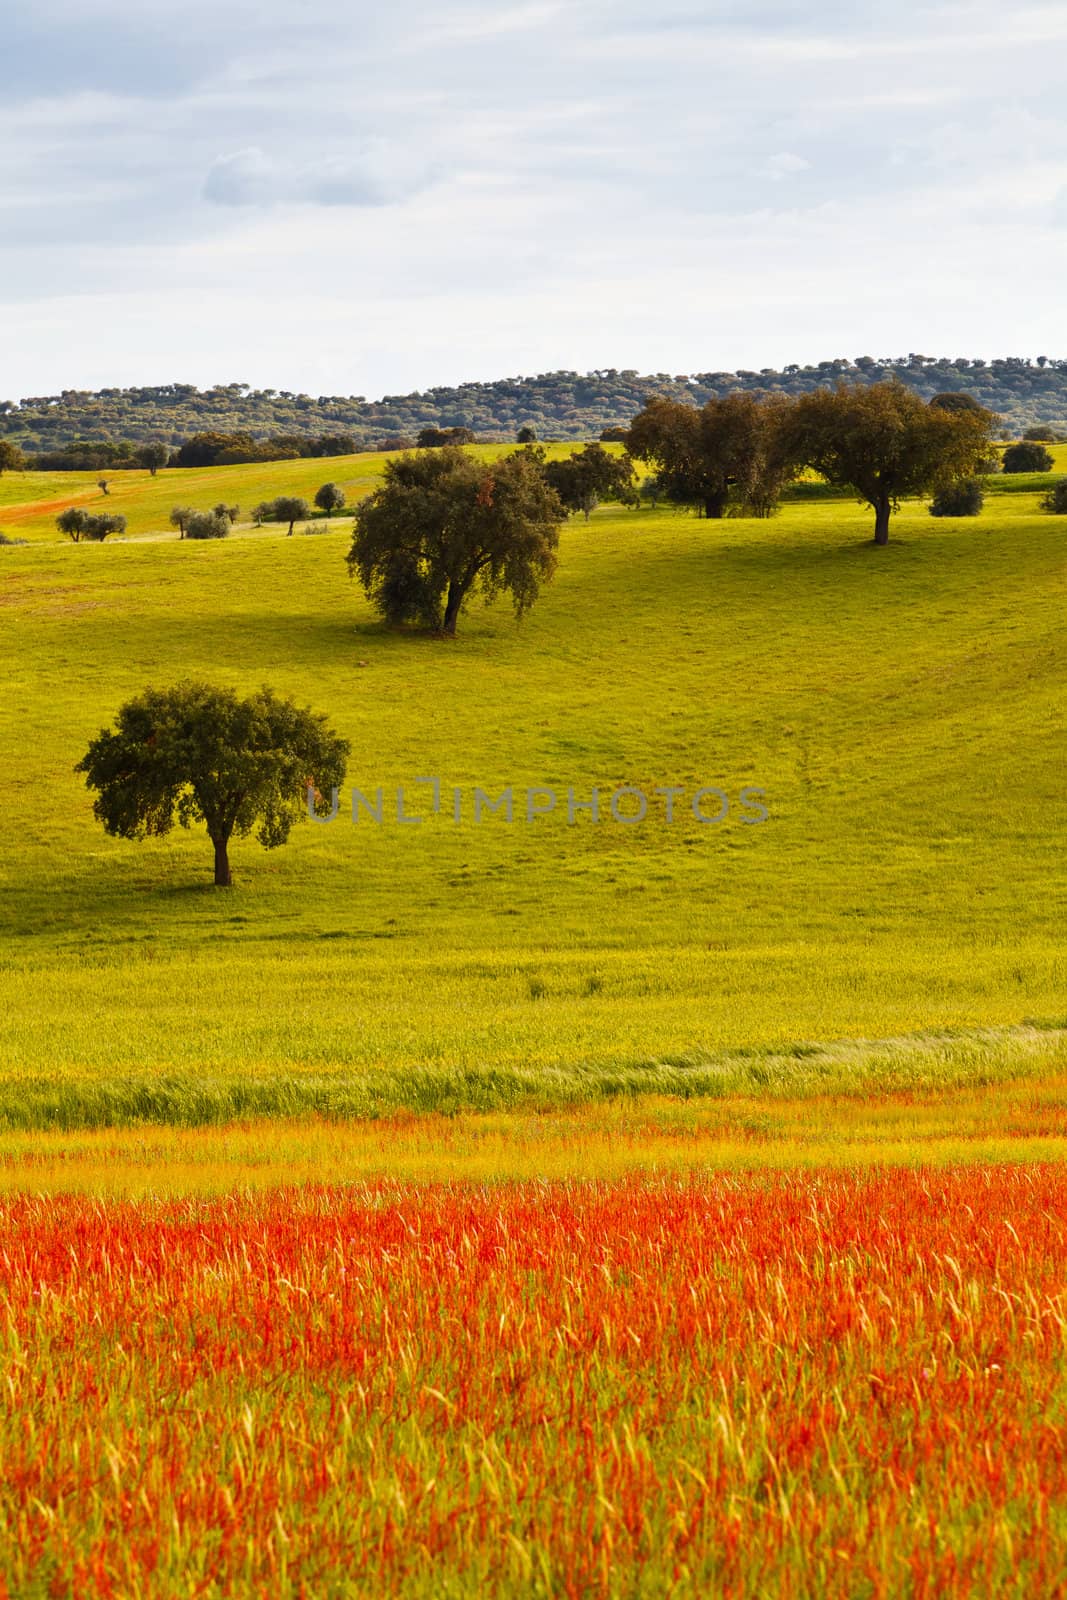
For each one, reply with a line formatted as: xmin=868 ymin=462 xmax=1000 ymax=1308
xmin=170 ymin=506 xmax=194 ymax=539
xmin=314 ymin=482 xmax=346 ymax=517
xmin=138 ymin=442 xmax=170 ymax=475
xmin=780 ymin=381 xmax=997 ymax=545
xmin=627 ymin=392 xmax=794 ymax=518
xmin=1002 ymin=441 xmax=1054 ymax=473
xmin=516 ymin=426 xmax=538 ymax=444
xmin=97 ymin=479 xmax=110 ymax=496
xmin=76 ymin=682 xmax=350 ymax=887
xmin=542 ymin=443 xmax=638 ymax=520
xmin=346 ymin=446 xmax=563 ymax=636
xmin=0 ymin=441 xmax=25 ymax=475
xmin=273 ymin=495 xmax=310 ymax=536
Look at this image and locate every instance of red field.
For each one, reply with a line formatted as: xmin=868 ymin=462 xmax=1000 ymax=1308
xmin=2 ymin=1166 xmax=1066 ymax=1596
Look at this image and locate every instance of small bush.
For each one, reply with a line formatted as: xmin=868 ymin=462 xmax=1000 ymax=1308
xmin=186 ymin=510 xmax=231 ymax=540
xmin=1002 ymin=441 xmax=1054 ymax=473
xmin=929 ymin=479 xmax=984 ymax=517
xmin=0 ymin=530 xmax=27 ymax=547
xmin=1040 ymin=479 xmax=1067 ymax=515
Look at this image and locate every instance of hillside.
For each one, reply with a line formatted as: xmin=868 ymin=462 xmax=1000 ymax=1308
xmin=3 ymin=357 xmax=1067 ymax=455
xmin=1 ymin=470 xmax=1065 ymax=1126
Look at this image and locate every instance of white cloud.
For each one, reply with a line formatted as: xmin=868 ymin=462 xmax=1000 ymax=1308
xmin=758 ymin=151 xmax=811 ymax=181
xmin=1 ymin=0 xmax=1066 ymax=396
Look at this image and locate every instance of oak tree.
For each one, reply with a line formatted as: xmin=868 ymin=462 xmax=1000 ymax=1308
xmin=76 ymin=682 xmax=349 ymax=887
xmin=346 ymin=446 xmax=563 ymax=636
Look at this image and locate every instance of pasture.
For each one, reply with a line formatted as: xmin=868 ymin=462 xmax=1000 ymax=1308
xmin=3 ymin=450 xmax=1067 ymax=1595
xmin=1 ymin=461 xmax=1065 ymax=1129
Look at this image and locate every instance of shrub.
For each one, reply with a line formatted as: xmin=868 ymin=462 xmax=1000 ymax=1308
xmin=1039 ymin=479 xmax=1067 ymax=514
xmin=0 ymin=530 xmax=27 ymax=547
xmin=186 ymin=511 xmax=231 ymax=540
xmin=929 ymin=479 xmax=984 ymax=517
xmin=1002 ymin=441 xmax=1054 ymax=473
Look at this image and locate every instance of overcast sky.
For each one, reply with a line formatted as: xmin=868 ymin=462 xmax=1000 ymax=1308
xmin=2 ymin=0 xmax=1065 ymax=400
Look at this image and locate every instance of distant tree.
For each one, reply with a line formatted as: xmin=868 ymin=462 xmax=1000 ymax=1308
xmin=780 ymin=381 xmax=997 ymax=544
xmin=516 ymin=426 xmax=538 ymax=444
xmin=1002 ymin=441 xmax=1054 ymax=473
xmin=76 ymin=682 xmax=350 ymax=887
xmin=929 ymin=479 xmax=984 ymax=517
xmin=638 ymin=471 xmax=668 ymax=508
xmin=417 ymin=426 xmax=476 ymax=448
xmin=0 ymin=440 xmax=25 ymax=475
xmin=929 ymin=392 xmax=986 ymax=414
xmin=346 ymin=446 xmax=563 ymax=636
xmin=97 ymin=479 xmax=110 ymax=496
xmin=1040 ymin=480 xmax=1067 ymax=514
xmin=57 ymin=507 xmax=90 ymax=542
xmin=273 ymin=496 xmax=311 ymax=536
xmin=213 ymin=502 xmax=239 ymax=523
xmin=599 ymin=426 xmax=630 ymax=443
xmin=377 ymin=435 xmax=416 ymax=451
xmin=186 ymin=510 xmax=231 ymax=540
xmin=314 ymin=483 xmax=346 ymax=517
xmin=627 ymin=393 xmax=795 ymax=519
xmin=169 ymin=506 xmax=194 ymax=539
xmin=138 ymin=442 xmax=170 ymax=475
xmin=251 ymin=502 xmax=272 ymax=526
xmin=1023 ymin=425 xmax=1064 ymax=442
xmin=84 ymin=513 xmax=126 ymax=541
xmin=543 ymin=443 xmax=639 ymax=520
xmin=176 ymin=431 xmax=256 ymax=468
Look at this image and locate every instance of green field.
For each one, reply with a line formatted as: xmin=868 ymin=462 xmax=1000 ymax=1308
xmin=1 ymin=455 xmax=1065 ymax=1129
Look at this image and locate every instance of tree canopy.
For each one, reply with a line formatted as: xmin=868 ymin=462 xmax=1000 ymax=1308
xmin=1002 ymin=441 xmax=1054 ymax=473
xmin=542 ymin=442 xmax=638 ymax=519
xmin=779 ymin=382 xmax=997 ymax=544
xmin=627 ymin=393 xmax=795 ymax=518
xmin=76 ymin=682 xmax=350 ymax=886
xmin=346 ymin=446 xmax=563 ymax=636
xmin=314 ymin=483 xmax=346 ymax=517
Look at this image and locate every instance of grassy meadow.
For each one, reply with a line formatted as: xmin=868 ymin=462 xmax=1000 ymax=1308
xmin=3 ymin=443 xmax=1067 ymax=1597
xmin=0 ymin=450 xmax=1065 ymax=1129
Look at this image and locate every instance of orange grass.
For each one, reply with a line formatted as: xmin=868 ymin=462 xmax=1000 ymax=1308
xmin=1 ymin=1075 xmax=1066 ymax=1196
xmin=2 ymin=1165 xmax=1067 ymax=1596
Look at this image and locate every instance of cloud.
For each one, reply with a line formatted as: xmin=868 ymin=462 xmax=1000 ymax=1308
xmin=758 ymin=152 xmax=811 ymax=181
xmin=202 ymin=145 xmax=432 ymax=209
xmin=2 ymin=0 xmax=1067 ymax=399
xmin=202 ymin=148 xmax=277 ymax=207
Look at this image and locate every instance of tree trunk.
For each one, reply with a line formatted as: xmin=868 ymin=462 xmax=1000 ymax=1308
xmin=704 ymin=492 xmax=727 ymax=519
xmin=213 ymin=838 xmax=232 ymax=887
xmin=442 ymin=583 xmax=463 ymax=636
xmin=287 ymin=521 xmax=294 ymax=536
xmin=873 ymin=498 xmax=891 ymax=545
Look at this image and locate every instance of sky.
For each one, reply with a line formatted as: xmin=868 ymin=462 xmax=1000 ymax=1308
xmin=1 ymin=0 xmax=1066 ymax=401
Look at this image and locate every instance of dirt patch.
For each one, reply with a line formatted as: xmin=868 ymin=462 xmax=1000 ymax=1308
xmin=3 ymin=494 xmax=97 ymax=524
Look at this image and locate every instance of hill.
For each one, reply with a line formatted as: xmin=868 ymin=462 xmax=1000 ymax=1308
xmin=3 ymin=356 xmax=1067 ymax=456
xmin=0 ymin=466 xmax=1065 ymax=1127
